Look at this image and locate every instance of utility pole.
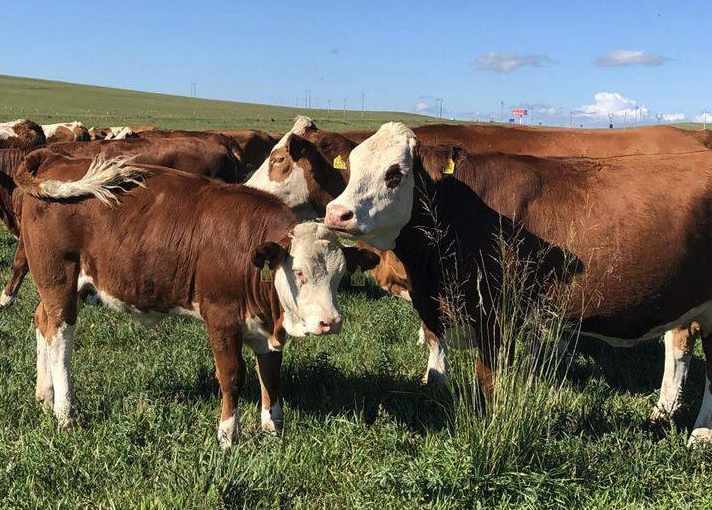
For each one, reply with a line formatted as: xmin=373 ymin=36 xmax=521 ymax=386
xmin=361 ymin=93 xmax=365 ymax=118
xmin=343 ymin=98 xmax=347 ymax=117
xmin=703 ymin=109 xmax=709 ymax=130
xmin=500 ymin=101 xmax=504 ymax=123
xmin=327 ymin=99 xmax=331 ymax=114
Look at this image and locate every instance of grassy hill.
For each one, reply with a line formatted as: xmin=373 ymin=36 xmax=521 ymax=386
xmin=0 ymin=74 xmax=458 ymax=133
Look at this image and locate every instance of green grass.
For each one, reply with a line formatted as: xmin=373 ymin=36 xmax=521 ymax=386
xmin=0 ymin=74 xmax=462 ymax=133
xmin=2 ymin=76 xmax=712 ymax=508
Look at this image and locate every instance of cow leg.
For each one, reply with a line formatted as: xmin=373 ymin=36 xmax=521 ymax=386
xmin=651 ymin=324 xmax=698 ymax=422
xmin=34 ymin=302 xmax=53 ymax=408
xmin=207 ymin=322 xmax=245 ymax=449
xmin=255 ymin=352 xmax=283 ymax=432
xmin=422 ymin=326 xmax=448 ymax=386
xmin=0 ymin=237 xmax=28 ymax=307
xmin=689 ymin=332 xmax=712 ymax=446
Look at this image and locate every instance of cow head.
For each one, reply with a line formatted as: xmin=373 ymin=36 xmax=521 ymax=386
xmin=246 ymin=117 xmax=319 ymax=219
xmin=325 ymin=122 xmax=418 ymax=250
xmin=252 ymin=222 xmax=379 ymax=337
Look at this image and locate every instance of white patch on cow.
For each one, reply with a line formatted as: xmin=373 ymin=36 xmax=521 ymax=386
xmin=242 ymin=315 xmax=281 ymax=354
xmin=273 ymin=223 xmax=346 ymax=337
xmin=583 ymin=301 xmax=712 ymax=346
xmin=423 ymin=338 xmax=448 ymax=385
xmin=398 ymin=290 xmax=412 ymax=302
xmin=0 ymin=291 xmax=15 ymax=307
xmin=35 ymin=328 xmax=54 ymax=408
xmin=689 ymin=376 xmax=712 ymax=447
xmin=46 ymin=322 xmax=75 ymax=426
xmin=261 ymin=401 xmax=283 ymax=432
xmin=0 ymin=119 xmax=24 ymax=139
xmin=42 ymin=121 xmax=83 ymax=138
xmin=246 ymin=116 xmax=317 ymax=219
xmin=650 ymin=330 xmax=693 ymax=421
xmin=106 ymin=127 xmax=134 ymax=140
xmin=326 ymin=122 xmax=417 ymax=250
xmin=217 ymin=412 xmax=239 ymax=449
xmin=78 ymin=269 xmax=202 ymax=325
xmin=416 ymin=325 xmax=426 ymax=346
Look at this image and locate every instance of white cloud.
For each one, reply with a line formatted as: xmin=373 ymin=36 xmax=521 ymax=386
xmin=693 ymin=112 xmax=712 ymax=124
xmin=576 ymin=92 xmax=649 ymax=120
xmin=476 ymin=52 xmax=555 ymax=73
xmin=596 ymin=49 xmax=671 ymax=68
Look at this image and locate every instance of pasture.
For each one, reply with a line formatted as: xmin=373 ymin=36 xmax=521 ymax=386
xmin=1 ymin=76 xmax=712 ymax=509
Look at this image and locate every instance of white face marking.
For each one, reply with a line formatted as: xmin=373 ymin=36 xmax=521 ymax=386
xmin=45 ymin=322 xmax=75 ymax=426
xmin=326 ymin=122 xmax=417 ymax=250
xmin=273 ymin=223 xmax=347 ymax=336
xmin=41 ymin=121 xmax=84 ymax=138
xmin=245 ymin=117 xmax=317 ymax=219
xmin=651 ymin=329 xmax=693 ymax=421
xmin=261 ymin=401 xmax=283 ymax=432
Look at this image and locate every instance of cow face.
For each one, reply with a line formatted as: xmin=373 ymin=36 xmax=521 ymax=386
xmin=325 ymin=122 xmax=418 ymax=250
xmin=252 ymin=223 xmax=379 ymax=337
xmin=246 ymin=117 xmax=318 ymax=219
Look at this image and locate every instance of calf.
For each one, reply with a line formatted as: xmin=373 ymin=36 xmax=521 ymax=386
xmin=42 ymin=122 xmax=91 ymax=143
xmin=14 ymin=151 xmax=378 ymax=447
xmin=0 ymin=137 xmax=245 ymax=307
xmin=0 ymin=119 xmax=45 ymax=149
xmin=325 ymin=122 xmax=712 ymax=445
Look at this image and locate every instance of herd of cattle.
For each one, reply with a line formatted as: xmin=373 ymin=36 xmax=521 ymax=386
xmin=2 ymin=116 xmax=712 ymax=448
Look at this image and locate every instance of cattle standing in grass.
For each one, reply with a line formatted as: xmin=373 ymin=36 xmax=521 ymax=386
xmin=0 ymin=119 xmax=46 ymax=149
xmin=324 ymin=122 xmax=712 ymax=445
xmin=42 ymin=122 xmax=91 ymax=143
xmin=14 ymin=152 xmax=378 ymax=447
xmin=0 ymin=137 xmax=246 ymax=307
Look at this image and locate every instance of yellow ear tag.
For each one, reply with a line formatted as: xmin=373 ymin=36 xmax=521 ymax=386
xmin=443 ymin=157 xmax=455 ymax=175
xmin=350 ymin=265 xmax=366 ymax=287
xmin=260 ymin=261 xmax=274 ymax=282
xmin=333 ymin=155 xmax=348 ymax=170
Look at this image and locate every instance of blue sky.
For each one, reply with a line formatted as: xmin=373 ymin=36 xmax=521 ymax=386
xmin=3 ymin=1 xmax=710 ymax=126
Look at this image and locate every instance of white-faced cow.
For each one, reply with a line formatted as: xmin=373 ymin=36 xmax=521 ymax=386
xmin=42 ymin=122 xmax=91 ymax=143
xmin=14 ymin=151 xmax=378 ymax=447
xmin=325 ymin=122 xmax=712 ymax=445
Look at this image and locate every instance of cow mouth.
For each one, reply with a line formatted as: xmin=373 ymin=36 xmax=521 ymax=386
xmin=327 ymin=225 xmax=362 ymax=237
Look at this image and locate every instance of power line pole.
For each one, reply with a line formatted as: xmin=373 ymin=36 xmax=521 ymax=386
xmin=703 ymin=109 xmax=709 ymax=130
xmin=500 ymin=101 xmax=504 ymax=123
xmin=343 ymin=98 xmax=347 ymax=117
xmin=327 ymin=99 xmax=331 ymax=114
xmin=361 ymin=93 xmax=365 ymax=118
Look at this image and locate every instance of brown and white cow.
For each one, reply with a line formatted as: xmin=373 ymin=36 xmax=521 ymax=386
xmin=324 ymin=122 xmax=712 ymax=445
xmin=343 ymin=123 xmax=712 ymax=157
xmin=0 ymin=136 xmax=247 ymax=308
xmin=42 ymin=122 xmax=91 ymax=143
xmin=209 ymin=129 xmax=282 ymax=174
xmin=14 ymin=151 xmax=378 ymax=447
xmin=0 ymin=119 xmax=46 ymax=149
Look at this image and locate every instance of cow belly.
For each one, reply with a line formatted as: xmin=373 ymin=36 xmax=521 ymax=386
xmin=582 ymin=300 xmax=712 ymax=347
xmin=77 ymin=270 xmax=201 ymax=326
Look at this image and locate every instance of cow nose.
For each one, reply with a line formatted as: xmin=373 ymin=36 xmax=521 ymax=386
xmin=326 ymin=205 xmax=355 ymax=229
xmin=316 ymin=317 xmax=342 ymax=335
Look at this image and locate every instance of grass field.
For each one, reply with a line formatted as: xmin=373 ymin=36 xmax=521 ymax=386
xmin=1 ymin=75 xmax=712 ymax=508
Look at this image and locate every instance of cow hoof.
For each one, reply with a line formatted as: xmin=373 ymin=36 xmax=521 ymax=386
xmin=0 ymin=292 xmax=15 ymax=308
xmin=261 ymin=403 xmax=283 ymax=433
xmin=648 ymin=407 xmax=672 ymax=423
xmin=35 ymin=389 xmax=54 ymax=409
xmin=688 ymin=428 xmax=712 ymax=448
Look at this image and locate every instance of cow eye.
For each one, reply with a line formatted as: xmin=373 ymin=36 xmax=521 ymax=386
xmin=272 ymin=156 xmax=285 ymax=164
xmin=293 ymin=269 xmax=306 ymax=284
xmin=384 ymin=164 xmax=402 ymax=189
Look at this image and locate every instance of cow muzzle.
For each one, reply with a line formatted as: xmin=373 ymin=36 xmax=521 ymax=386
xmin=325 ymin=204 xmax=358 ymax=233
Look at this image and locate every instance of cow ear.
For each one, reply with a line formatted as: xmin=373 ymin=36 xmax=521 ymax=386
xmin=342 ymin=246 xmax=381 ymax=272
xmin=286 ymin=134 xmax=309 ymax=160
xmin=252 ymin=242 xmax=289 ymax=269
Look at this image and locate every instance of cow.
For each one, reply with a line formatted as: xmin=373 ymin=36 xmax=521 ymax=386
xmin=13 ymin=151 xmax=379 ymax=447
xmin=138 ymin=130 xmax=245 ymax=169
xmin=342 ymin=123 xmax=712 ymax=158
xmin=0 ymin=119 xmax=46 ymax=149
xmin=209 ymin=129 xmax=282 ymax=174
xmin=324 ymin=122 xmax=712 ymax=445
xmin=0 ymin=136 xmax=247 ymax=308
xmin=42 ymin=122 xmax=91 ymax=143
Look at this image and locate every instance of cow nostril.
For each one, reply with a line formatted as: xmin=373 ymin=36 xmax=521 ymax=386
xmin=339 ymin=210 xmax=354 ymax=222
